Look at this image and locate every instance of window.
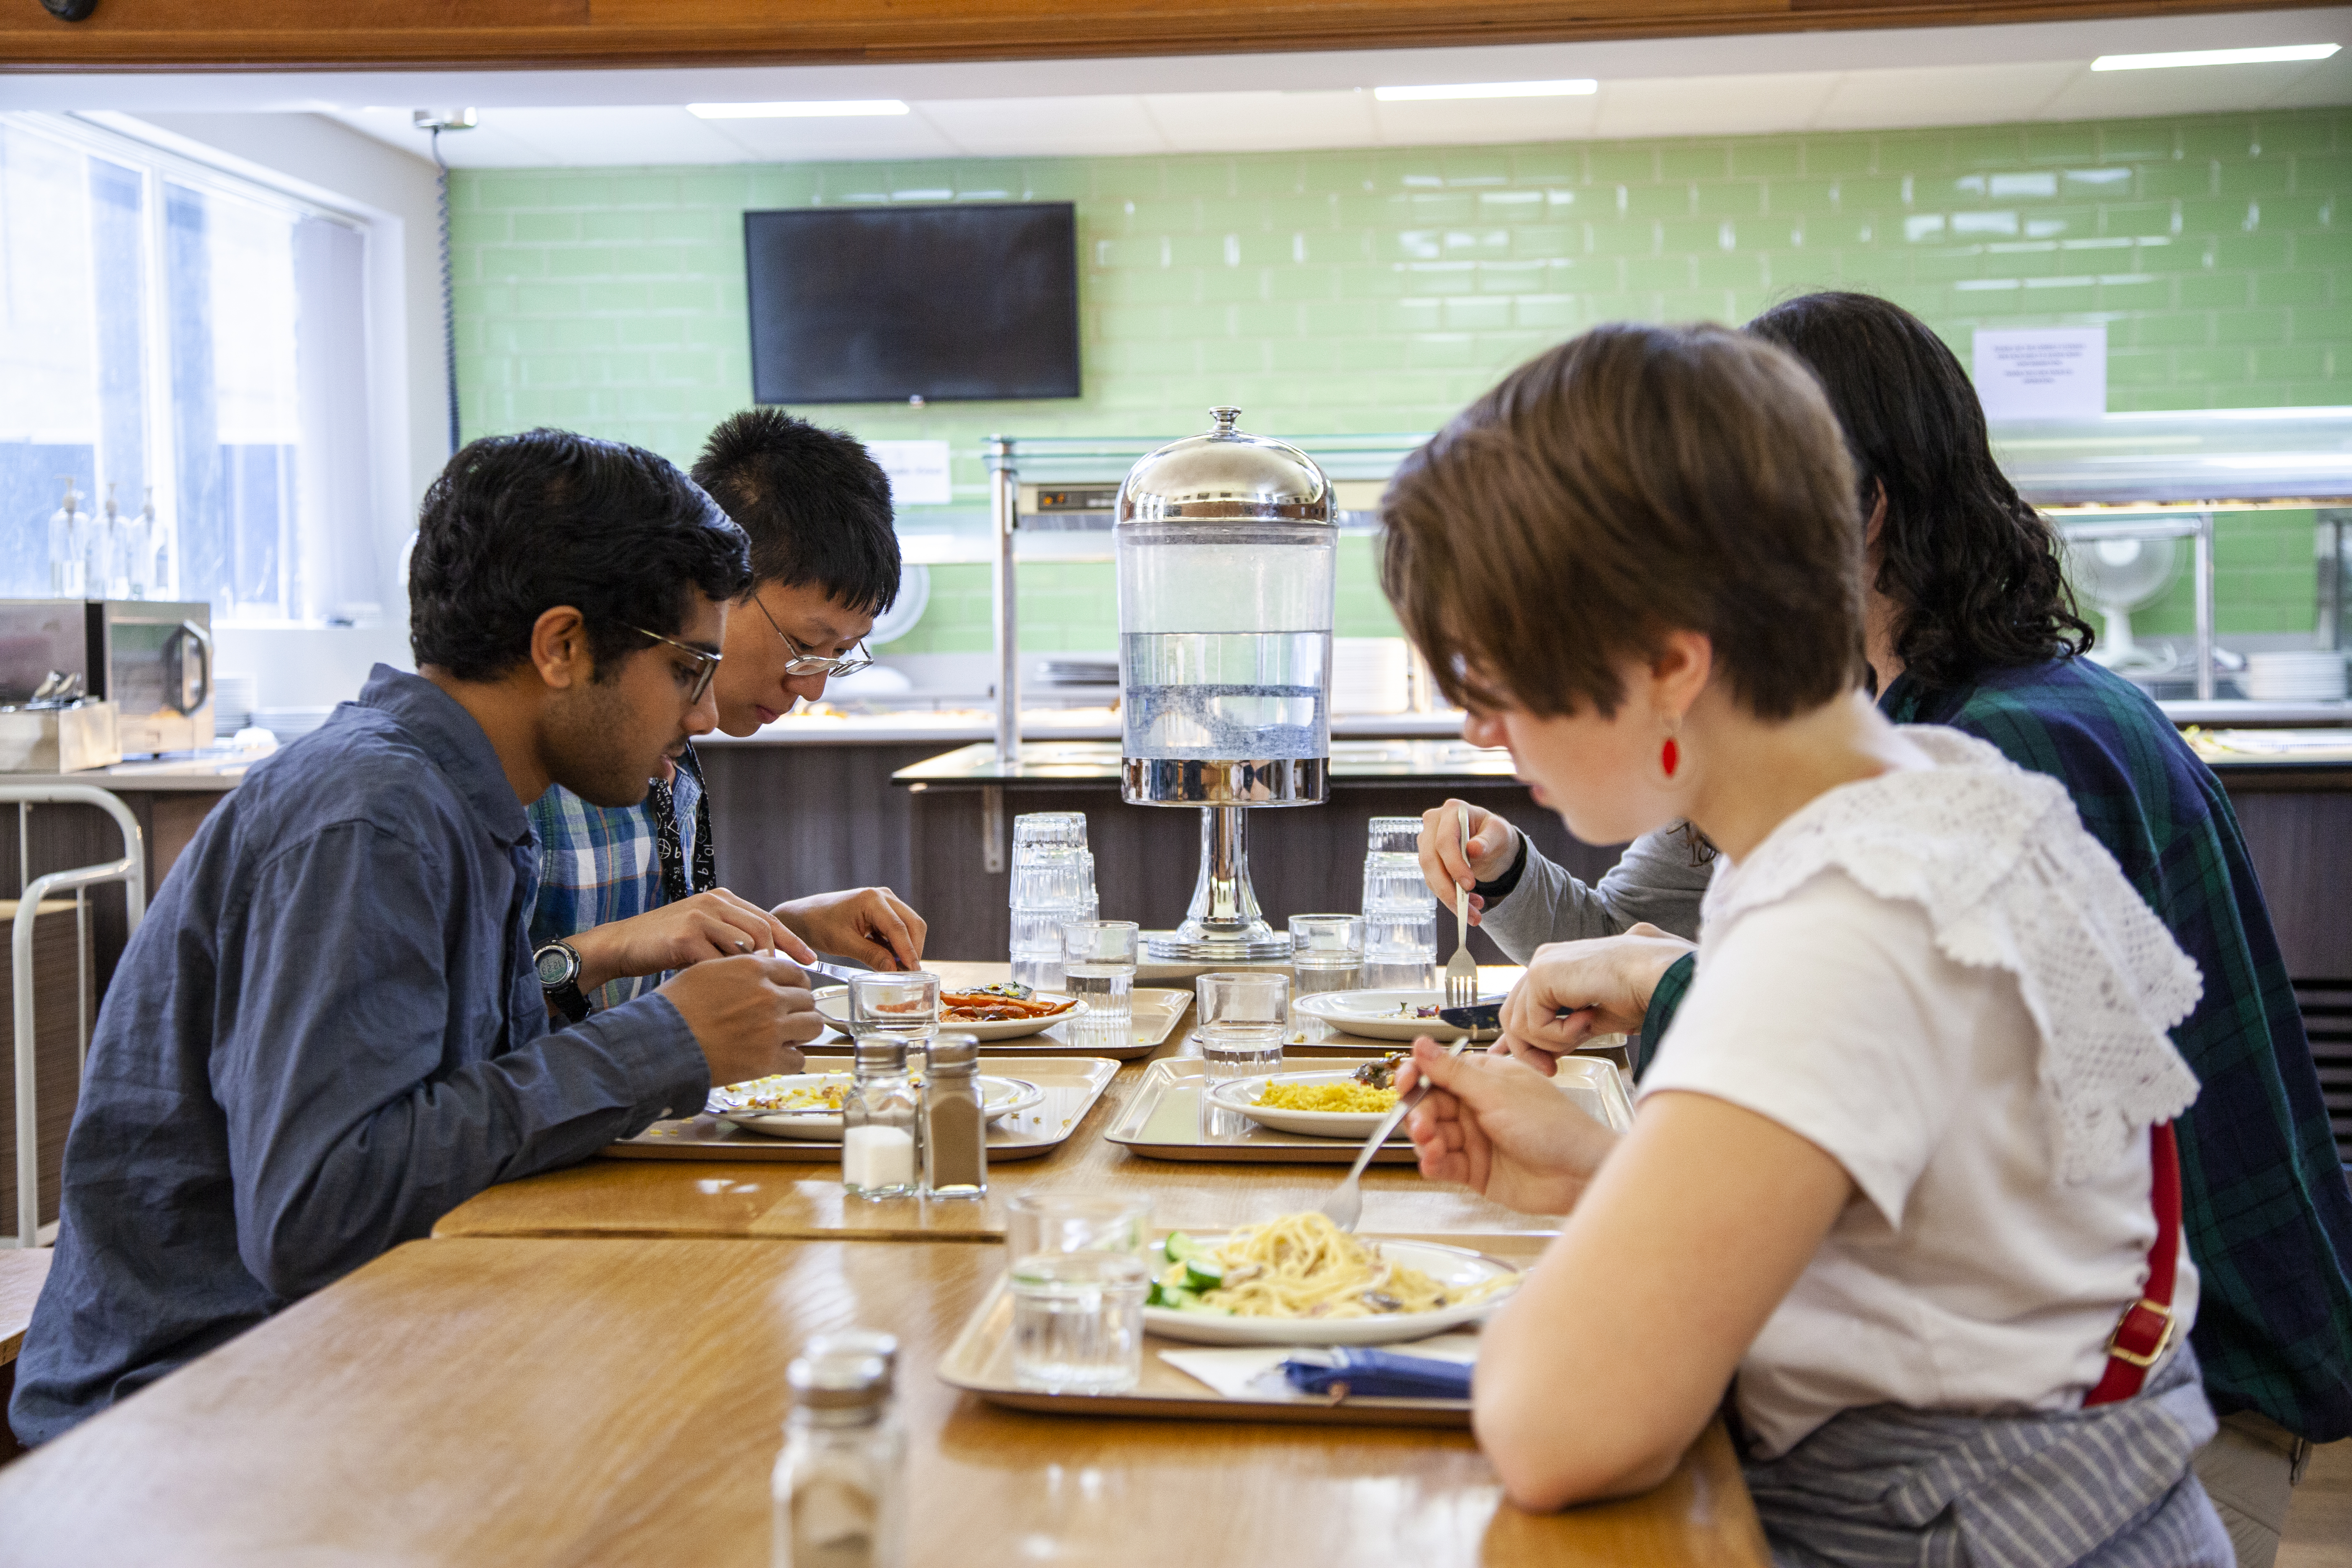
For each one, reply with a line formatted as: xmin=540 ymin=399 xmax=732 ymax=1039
xmin=0 ymin=114 xmax=378 ymax=625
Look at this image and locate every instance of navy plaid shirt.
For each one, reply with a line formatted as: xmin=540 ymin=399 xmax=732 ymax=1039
xmin=1641 ymin=655 xmax=2352 ymax=1442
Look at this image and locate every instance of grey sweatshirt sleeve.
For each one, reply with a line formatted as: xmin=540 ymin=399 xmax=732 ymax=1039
xmin=1476 ymin=824 xmax=1714 ymax=961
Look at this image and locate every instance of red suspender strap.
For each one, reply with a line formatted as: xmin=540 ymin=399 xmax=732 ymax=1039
xmin=2084 ymin=1121 xmax=2182 ymax=1408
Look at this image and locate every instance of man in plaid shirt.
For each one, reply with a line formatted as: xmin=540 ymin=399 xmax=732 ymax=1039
xmin=527 ymin=410 xmax=927 ymax=1020
xmin=1421 ymin=294 xmax=2351 ymax=1568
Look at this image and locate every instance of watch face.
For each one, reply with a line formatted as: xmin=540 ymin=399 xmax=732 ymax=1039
xmin=534 ymin=944 xmax=575 ymax=987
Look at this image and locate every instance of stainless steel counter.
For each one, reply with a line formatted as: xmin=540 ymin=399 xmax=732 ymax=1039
xmin=892 ymin=739 xmax=1519 ymax=785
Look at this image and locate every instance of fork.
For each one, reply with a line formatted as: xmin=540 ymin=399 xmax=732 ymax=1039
xmin=1318 ymin=1038 xmax=1470 ymax=1233
xmin=1442 ymin=802 xmax=1480 ymax=1014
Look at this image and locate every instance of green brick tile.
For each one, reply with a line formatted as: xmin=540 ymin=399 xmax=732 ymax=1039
xmin=2213 ymin=307 xmax=2290 ymax=345
xmin=2254 ymin=269 xmax=2330 ymax=307
xmin=2181 ymin=119 xmax=2260 ymax=161
xmin=2215 ymin=232 xmax=2292 ymax=271
xmin=1658 ymin=144 xmax=1727 ymax=182
xmin=2096 ymin=120 xmax=2180 ymax=162
xmin=1878 ymin=130 xmax=1955 ymax=173
xmin=1587 ymin=220 xmax=1661 ymax=257
xmin=1763 ymin=178 xmax=1841 ymax=217
xmin=1693 ymin=181 xmax=1765 ymax=219
xmin=2175 ymin=345 xmax=2255 ymax=382
xmin=2175 ymin=271 xmax=2252 ymax=309
xmin=1836 ymin=175 xmax=1912 ymax=212
xmin=1731 ymin=142 xmax=1805 ymax=180
xmin=2024 ymin=124 xmax=2100 ymax=165
xmin=2217 ymin=159 xmax=2294 ymax=198
xmin=2138 ymin=162 xmax=2217 ymax=201
xmin=1586 ymin=144 xmax=1659 ymax=184
xmin=1802 ymin=134 xmax=1877 ymax=176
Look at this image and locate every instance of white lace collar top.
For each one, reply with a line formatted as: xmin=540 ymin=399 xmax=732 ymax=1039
xmin=1699 ymin=726 xmax=2202 ymax=1183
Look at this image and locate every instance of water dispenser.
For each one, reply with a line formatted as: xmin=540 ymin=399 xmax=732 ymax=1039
xmin=1116 ymin=408 xmax=1335 ymax=962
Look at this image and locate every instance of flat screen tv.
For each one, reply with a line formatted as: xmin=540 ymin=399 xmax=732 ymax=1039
xmin=745 ymin=202 xmax=1081 ymax=404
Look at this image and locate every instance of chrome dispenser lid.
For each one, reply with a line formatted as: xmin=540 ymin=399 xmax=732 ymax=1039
xmin=1117 ymin=408 xmax=1333 ymax=525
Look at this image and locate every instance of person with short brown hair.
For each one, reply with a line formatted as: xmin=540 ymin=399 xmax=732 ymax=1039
xmin=1384 ymin=321 xmax=2230 ymax=1566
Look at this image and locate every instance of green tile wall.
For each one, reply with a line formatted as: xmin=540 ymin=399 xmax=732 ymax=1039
xmin=452 ymin=108 xmax=2352 ymax=652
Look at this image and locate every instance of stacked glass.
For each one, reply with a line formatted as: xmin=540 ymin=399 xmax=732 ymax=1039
xmin=1008 ymin=812 xmax=1094 ymax=992
xmin=1061 ymin=921 xmax=1139 ymax=1048
xmin=1361 ymin=816 xmax=1437 ymax=989
xmin=1288 ymin=914 xmax=1364 ymax=1042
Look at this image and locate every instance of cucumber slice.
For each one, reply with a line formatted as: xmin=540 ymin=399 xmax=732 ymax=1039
xmin=1182 ymin=1258 xmax=1225 ymax=1293
xmin=1163 ymin=1232 xmax=1201 ymax=1266
xmin=1163 ymin=1286 xmax=1202 ymax=1310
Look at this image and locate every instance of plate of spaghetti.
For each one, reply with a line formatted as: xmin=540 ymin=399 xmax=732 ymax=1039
xmin=1204 ymin=1070 xmax=1408 ymax=1138
xmin=812 ymin=983 xmax=1086 ymax=1042
xmin=708 ymin=1073 xmax=1043 ymax=1138
xmin=1141 ymin=1212 xmax=1521 ymax=1345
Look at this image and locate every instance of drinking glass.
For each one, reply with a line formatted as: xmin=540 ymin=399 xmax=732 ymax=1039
xmin=1362 ymin=816 xmax=1436 ymax=989
xmin=1061 ymin=921 xmax=1138 ymax=1047
xmin=1010 ymin=814 xmax=1090 ymax=991
xmin=1288 ymin=913 xmax=1364 ymax=1042
xmin=1005 ymin=1193 xmax=1151 ymax=1393
xmin=1195 ymin=971 xmax=1288 ymax=1077
xmin=848 ymin=970 xmax=940 ymax=1046
xmin=1008 ymin=1251 xmax=1150 ymax=1394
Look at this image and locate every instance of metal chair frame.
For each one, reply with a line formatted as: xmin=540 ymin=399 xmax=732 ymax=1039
xmin=5 ymin=784 xmax=145 ymax=1249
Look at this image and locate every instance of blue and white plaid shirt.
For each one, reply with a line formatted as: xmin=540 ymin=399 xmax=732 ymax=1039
xmin=526 ymin=743 xmax=712 ymax=1010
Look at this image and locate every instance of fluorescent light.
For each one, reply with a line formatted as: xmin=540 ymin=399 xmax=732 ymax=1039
xmin=1372 ymin=79 xmax=1598 ymax=102
xmin=687 ymin=100 xmax=911 ymax=119
xmin=2091 ymin=44 xmax=2339 ymax=71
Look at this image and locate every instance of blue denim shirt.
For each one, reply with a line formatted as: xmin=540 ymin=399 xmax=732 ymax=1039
xmin=9 ymin=665 xmax=708 ymax=1444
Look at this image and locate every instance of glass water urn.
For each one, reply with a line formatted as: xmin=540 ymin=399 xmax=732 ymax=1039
xmin=1116 ymin=407 xmax=1335 ymax=962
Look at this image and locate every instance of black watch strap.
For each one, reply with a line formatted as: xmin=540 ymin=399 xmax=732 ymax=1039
xmin=1472 ymin=831 xmax=1530 ymax=906
xmin=535 ymin=940 xmax=592 ymax=1024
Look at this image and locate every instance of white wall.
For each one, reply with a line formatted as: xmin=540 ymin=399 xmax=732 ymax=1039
xmin=107 ymin=111 xmax=450 ymax=708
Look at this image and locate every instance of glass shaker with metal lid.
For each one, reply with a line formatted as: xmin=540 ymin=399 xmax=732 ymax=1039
xmin=1116 ymin=407 xmax=1336 ymax=962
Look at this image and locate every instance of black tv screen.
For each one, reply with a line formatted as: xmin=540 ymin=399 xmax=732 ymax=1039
xmin=745 ymin=202 xmax=1081 ymax=404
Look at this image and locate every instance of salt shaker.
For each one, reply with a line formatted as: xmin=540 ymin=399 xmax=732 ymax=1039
xmin=842 ymin=1037 xmax=919 ymax=1200
xmin=920 ymin=1034 xmax=987 ymax=1199
xmin=772 ymin=1351 xmax=905 ymax=1568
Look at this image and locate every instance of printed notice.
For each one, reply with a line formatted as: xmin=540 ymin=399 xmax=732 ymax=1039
xmin=1972 ymin=327 xmax=2107 ymax=420
xmin=866 ymin=440 xmax=954 ymax=506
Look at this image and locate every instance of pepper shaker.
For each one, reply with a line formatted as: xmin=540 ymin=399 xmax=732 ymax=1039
xmin=920 ymin=1034 xmax=987 ymax=1199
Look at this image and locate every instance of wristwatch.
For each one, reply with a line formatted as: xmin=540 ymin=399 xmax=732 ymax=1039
xmin=534 ymin=939 xmax=591 ymax=1024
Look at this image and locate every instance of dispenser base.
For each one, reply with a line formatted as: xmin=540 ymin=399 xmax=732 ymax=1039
xmin=1144 ymin=927 xmax=1293 ymax=964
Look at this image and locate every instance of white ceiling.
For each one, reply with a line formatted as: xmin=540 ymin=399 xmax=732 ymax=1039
xmin=7 ymin=7 xmax=2350 ymax=166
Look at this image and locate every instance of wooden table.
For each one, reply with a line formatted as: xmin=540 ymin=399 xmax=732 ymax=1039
xmin=1 ymin=1246 xmax=53 ymax=1464
xmin=0 ymin=1237 xmax=1768 ymax=1566
xmin=436 ymin=962 xmax=1556 ymax=1243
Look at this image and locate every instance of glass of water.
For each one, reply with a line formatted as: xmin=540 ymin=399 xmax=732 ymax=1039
xmin=1362 ymin=816 xmax=1436 ymax=989
xmin=1289 ymin=914 xmax=1364 ymax=1042
xmin=1005 ymin=1192 xmax=1152 ymax=1393
xmin=1061 ymin=921 xmax=1138 ymax=1047
xmin=1195 ymin=970 xmax=1288 ymax=1074
xmin=848 ymin=970 xmax=940 ymax=1046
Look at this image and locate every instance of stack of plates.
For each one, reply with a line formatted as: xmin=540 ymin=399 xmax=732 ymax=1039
xmin=211 ymin=674 xmax=257 ymax=734
xmin=252 ymin=705 xmax=336 ymax=742
xmin=2243 ymin=651 xmax=2349 ymax=702
xmin=1332 ymin=637 xmax=1410 ymax=715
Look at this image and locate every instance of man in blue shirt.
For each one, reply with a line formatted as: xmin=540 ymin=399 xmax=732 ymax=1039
xmin=527 ymin=409 xmax=927 ymax=1018
xmin=10 ymin=429 xmax=823 ymax=1444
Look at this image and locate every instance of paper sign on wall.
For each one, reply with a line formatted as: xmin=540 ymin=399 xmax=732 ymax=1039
xmin=866 ymin=440 xmax=954 ymax=507
xmin=1971 ymin=327 xmax=2107 ymax=420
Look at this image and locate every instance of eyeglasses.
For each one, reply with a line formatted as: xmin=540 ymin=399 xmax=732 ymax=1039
xmin=752 ymin=594 xmax=874 ymax=678
xmin=626 ymin=624 xmax=722 ymax=704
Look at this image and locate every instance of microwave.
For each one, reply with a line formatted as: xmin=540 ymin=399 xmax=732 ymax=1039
xmin=0 ymin=600 xmax=214 ymax=756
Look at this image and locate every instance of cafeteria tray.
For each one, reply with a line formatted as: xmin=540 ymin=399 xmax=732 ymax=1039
xmin=935 ymin=1234 xmax=1544 ymax=1427
xmin=603 ymin=1054 xmax=1120 ymax=1163
xmin=810 ymin=987 xmax=1188 ymax=1061
xmin=1102 ymin=1055 xmax=1632 ymax=1163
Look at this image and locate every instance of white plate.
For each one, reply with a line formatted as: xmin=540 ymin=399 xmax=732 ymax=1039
xmin=1293 ymin=989 xmax=1471 ymax=1042
xmin=1142 ymin=1235 xmax=1521 ymax=1346
xmin=1203 ymin=1070 xmax=1404 ymax=1139
xmin=813 ymin=985 xmax=1088 ymax=1042
xmin=710 ymin=1073 xmax=1043 ymax=1139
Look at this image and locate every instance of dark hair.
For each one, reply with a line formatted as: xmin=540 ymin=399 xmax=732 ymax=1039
xmin=408 ymin=428 xmax=752 ymax=682
xmin=691 ymin=409 xmax=900 ymax=615
xmin=1381 ymin=322 xmax=1865 ymax=722
xmin=1745 ymin=291 xmax=2095 ymax=689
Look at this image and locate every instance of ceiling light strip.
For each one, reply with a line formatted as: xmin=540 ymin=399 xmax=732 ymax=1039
xmin=2090 ymin=44 xmax=2339 ymax=71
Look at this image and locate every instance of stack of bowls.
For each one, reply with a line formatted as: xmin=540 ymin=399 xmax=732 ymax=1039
xmin=2243 ymin=650 xmax=2349 ymax=702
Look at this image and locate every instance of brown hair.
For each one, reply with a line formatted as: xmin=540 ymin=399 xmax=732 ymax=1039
xmin=1380 ymin=322 xmax=1867 ymax=722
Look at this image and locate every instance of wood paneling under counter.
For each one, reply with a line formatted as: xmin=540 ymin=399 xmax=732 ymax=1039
xmin=0 ymin=0 xmax=2298 ymax=70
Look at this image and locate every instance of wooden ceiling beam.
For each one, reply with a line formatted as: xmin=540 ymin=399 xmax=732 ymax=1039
xmin=0 ymin=0 xmax=2332 ymax=72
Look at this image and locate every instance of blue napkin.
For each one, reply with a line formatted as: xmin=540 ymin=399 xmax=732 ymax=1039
xmin=1278 ymin=1347 xmax=1473 ymax=1400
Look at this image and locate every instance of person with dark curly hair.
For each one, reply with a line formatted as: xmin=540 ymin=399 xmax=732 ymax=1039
xmin=1417 ymin=293 xmax=2352 ymax=1568
xmin=523 ymin=409 xmax=929 ymax=1026
xmin=11 ymin=429 xmax=824 ymax=1446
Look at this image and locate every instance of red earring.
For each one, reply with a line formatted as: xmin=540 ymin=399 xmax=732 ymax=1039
xmin=1661 ymin=737 xmax=1680 ymax=779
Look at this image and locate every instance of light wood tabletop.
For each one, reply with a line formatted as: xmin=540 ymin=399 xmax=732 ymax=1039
xmin=436 ymin=960 xmax=1559 ymax=1244
xmin=0 ymin=1236 xmax=1768 ymax=1567
xmin=1 ymin=1247 xmax=52 ymax=1365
